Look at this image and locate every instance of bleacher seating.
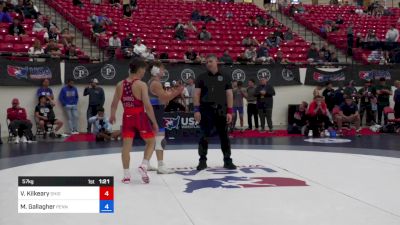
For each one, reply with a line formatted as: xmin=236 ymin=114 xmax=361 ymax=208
xmin=45 ymin=0 xmax=311 ymax=62
xmin=0 ymin=12 xmax=88 ymax=59
xmin=284 ymin=4 xmax=400 ymax=64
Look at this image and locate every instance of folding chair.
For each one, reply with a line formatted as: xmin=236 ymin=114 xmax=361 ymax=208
xmin=6 ymin=119 xmax=17 ymax=143
xmin=384 ymin=107 xmax=400 ymax=124
xmin=35 ymin=118 xmax=55 ymax=139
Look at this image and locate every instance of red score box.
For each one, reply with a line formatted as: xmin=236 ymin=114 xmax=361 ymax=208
xmin=99 ymin=186 xmax=114 ymax=200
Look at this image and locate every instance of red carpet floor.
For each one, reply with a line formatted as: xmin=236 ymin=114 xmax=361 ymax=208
xmin=64 ymin=128 xmax=379 ymax=142
xmin=64 ymin=133 xmax=96 ymax=142
xmin=230 ymin=128 xmax=379 ymax=138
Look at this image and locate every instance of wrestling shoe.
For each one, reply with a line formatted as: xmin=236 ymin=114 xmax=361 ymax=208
xmin=121 ymin=177 xmax=131 ymax=184
xmin=157 ymin=165 xmax=174 ymax=174
xmin=138 ymin=166 xmax=150 ymax=184
xmin=148 ymin=164 xmax=157 ymax=171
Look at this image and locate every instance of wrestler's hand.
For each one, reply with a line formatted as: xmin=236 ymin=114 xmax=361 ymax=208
xmin=194 ymin=112 xmax=201 ymax=124
xmin=226 ymin=113 xmax=232 ymax=124
xmin=152 ymin=123 xmax=159 ymax=135
xmin=109 ymin=115 xmax=116 ymax=124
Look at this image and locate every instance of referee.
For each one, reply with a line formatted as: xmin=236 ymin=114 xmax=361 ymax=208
xmin=194 ymin=54 xmax=236 ymax=170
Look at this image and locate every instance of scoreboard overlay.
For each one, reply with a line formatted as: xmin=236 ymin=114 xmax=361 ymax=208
xmin=18 ymin=176 xmax=114 ymax=213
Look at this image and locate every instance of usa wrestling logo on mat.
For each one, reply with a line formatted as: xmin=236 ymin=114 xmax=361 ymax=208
xmin=173 ymin=165 xmax=308 ymax=193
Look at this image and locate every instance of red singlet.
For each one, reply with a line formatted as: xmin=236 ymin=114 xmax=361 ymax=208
xmin=121 ymin=79 xmax=154 ymax=139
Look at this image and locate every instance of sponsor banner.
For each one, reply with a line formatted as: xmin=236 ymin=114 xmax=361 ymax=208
xmin=163 ymin=112 xmax=201 ymax=140
xmin=0 ymin=59 xmax=61 ymax=86
xmin=65 ymin=60 xmax=302 ymax=86
xmin=64 ymin=60 xmax=128 ymax=85
xmin=304 ymin=66 xmax=349 ymax=86
xmin=305 ymin=65 xmax=400 ymax=86
xmin=352 ymin=65 xmax=400 ymax=86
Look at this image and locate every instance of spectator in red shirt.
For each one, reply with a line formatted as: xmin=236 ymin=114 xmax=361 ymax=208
xmin=306 ymin=95 xmax=333 ymax=137
xmin=7 ymin=98 xmax=34 ymax=143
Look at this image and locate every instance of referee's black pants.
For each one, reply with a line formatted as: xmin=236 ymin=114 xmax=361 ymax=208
xmin=198 ymin=104 xmax=232 ymax=163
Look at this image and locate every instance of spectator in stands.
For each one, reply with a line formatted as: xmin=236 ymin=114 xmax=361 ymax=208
xmin=335 ymin=15 xmax=344 ymax=25
xmin=266 ymin=32 xmax=281 ymax=48
xmin=307 ymin=43 xmax=319 ymax=62
xmin=274 ymin=50 xmax=289 ymax=64
xmin=59 ymin=79 xmax=79 ymax=134
xmin=35 ymin=95 xmax=63 ymax=138
xmin=72 ymin=0 xmax=84 ymax=8
xmin=226 ymin=11 xmax=233 ymax=19
xmin=246 ymin=18 xmax=259 ymax=27
xmin=88 ymin=12 xmax=98 ymax=25
xmin=7 ymin=98 xmax=34 ymax=143
xmin=0 ymin=5 xmax=12 ymax=23
xmin=199 ymin=26 xmax=211 ymax=41
xmin=43 ymin=15 xmax=58 ymax=32
xmin=355 ymin=33 xmax=363 ymax=48
xmin=256 ymin=42 xmax=270 ymax=63
xmin=109 ymin=0 xmax=121 ymax=8
xmin=175 ymin=26 xmax=186 ymax=41
xmin=141 ymin=48 xmax=155 ymax=60
xmin=184 ymin=47 xmax=199 ymax=61
xmin=255 ymin=77 xmax=275 ymax=132
xmin=335 ymin=96 xmax=361 ymax=136
xmin=319 ymin=43 xmax=332 ymax=61
xmin=123 ymin=4 xmax=133 ymax=18
xmin=316 ymin=51 xmax=327 ymax=63
xmin=191 ymin=9 xmax=201 ymax=21
xmin=22 ymin=0 xmax=38 ymax=19
xmin=284 ymin=28 xmax=293 ymax=41
xmin=375 ymin=77 xmax=392 ymax=125
xmin=365 ymin=30 xmax=379 ymax=42
xmin=358 ymin=80 xmax=377 ymax=125
xmin=84 ymin=78 xmax=105 ymax=133
xmin=306 ymin=96 xmax=332 ymax=137
xmin=45 ymin=39 xmax=61 ymax=57
xmin=201 ymin=11 xmax=216 ymax=23
xmin=244 ymin=46 xmax=257 ymax=62
xmin=185 ymin=77 xmax=195 ymax=111
xmin=109 ymin=31 xmax=121 ymax=48
xmin=385 ymin=25 xmax=399 ymax=42
xmin=98 ymin=12 xmax=112 ymax=25
xmin=274 ymin=27 xmax=284 ymax=40
xmin=242 ymin=79 xmax=258 ymax=130
xmin=37 ymin=79 xmax=55 ymax=104
xmin=185 ymin=21 xmax=197 ymax=32
xmin=288 ymin=101 xmax=308 ymax=135
xmin=65 ymin=45 xmax=79 ymax=58
xmin=92 ymin=21 xmax=107 ymax=38
xmin=327 ymin=51 xmax=337 ymax=62
xmin=219 ymin=50 xmax=233 ymax=64
xmin=323 ymin=82 xmax=336 ymax=112
xmin=133 ymin=37 xmax=147 ymax=57
xmin=28 ymin=39 xmax=44 ymax=57
xmin=61 ymin=28 xmax=75 ymax=48
xmin=44 ymin=27 xmax=60 ymax=43
xmin=242 ymin=35 xmax=259 ymax=47
xmin=231 ymin=80 xmax=245 ymax=132
xmin=394 ymin=80 xmax=400 ymax=119
xmin=91 ymin=0 xmax=101 ymax=5
xmin=89 ymin=107 xmax=120 ymax=141
xmin=174 ymin=19 xmax=185 ymax=30
xmin=33 ymin=16 xmax=46 ymax=32
xmin=121 ymin=33 xmax=134 ymax=58
xmin=129 ymin=0 xmax=137 ymax=10
xmin=8 ymin=18 xmax=24 ymax=36
xmin=256 ymin=14 xmax=266 ymax=26
xmin=313 ymin=84 xmax=324 ymax=98
xmin=344 ymin=80 xmax=358 ymax=103
xmin=266 ymin=17 xmax=275 ymax=28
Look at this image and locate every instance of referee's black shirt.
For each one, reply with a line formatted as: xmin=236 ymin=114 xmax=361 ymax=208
xmin=195 ymin=70 xmax=232 ymax=107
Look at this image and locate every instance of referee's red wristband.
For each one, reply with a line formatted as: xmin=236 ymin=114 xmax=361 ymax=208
xmin=227 ymin=108 xmax=233 ymax=114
